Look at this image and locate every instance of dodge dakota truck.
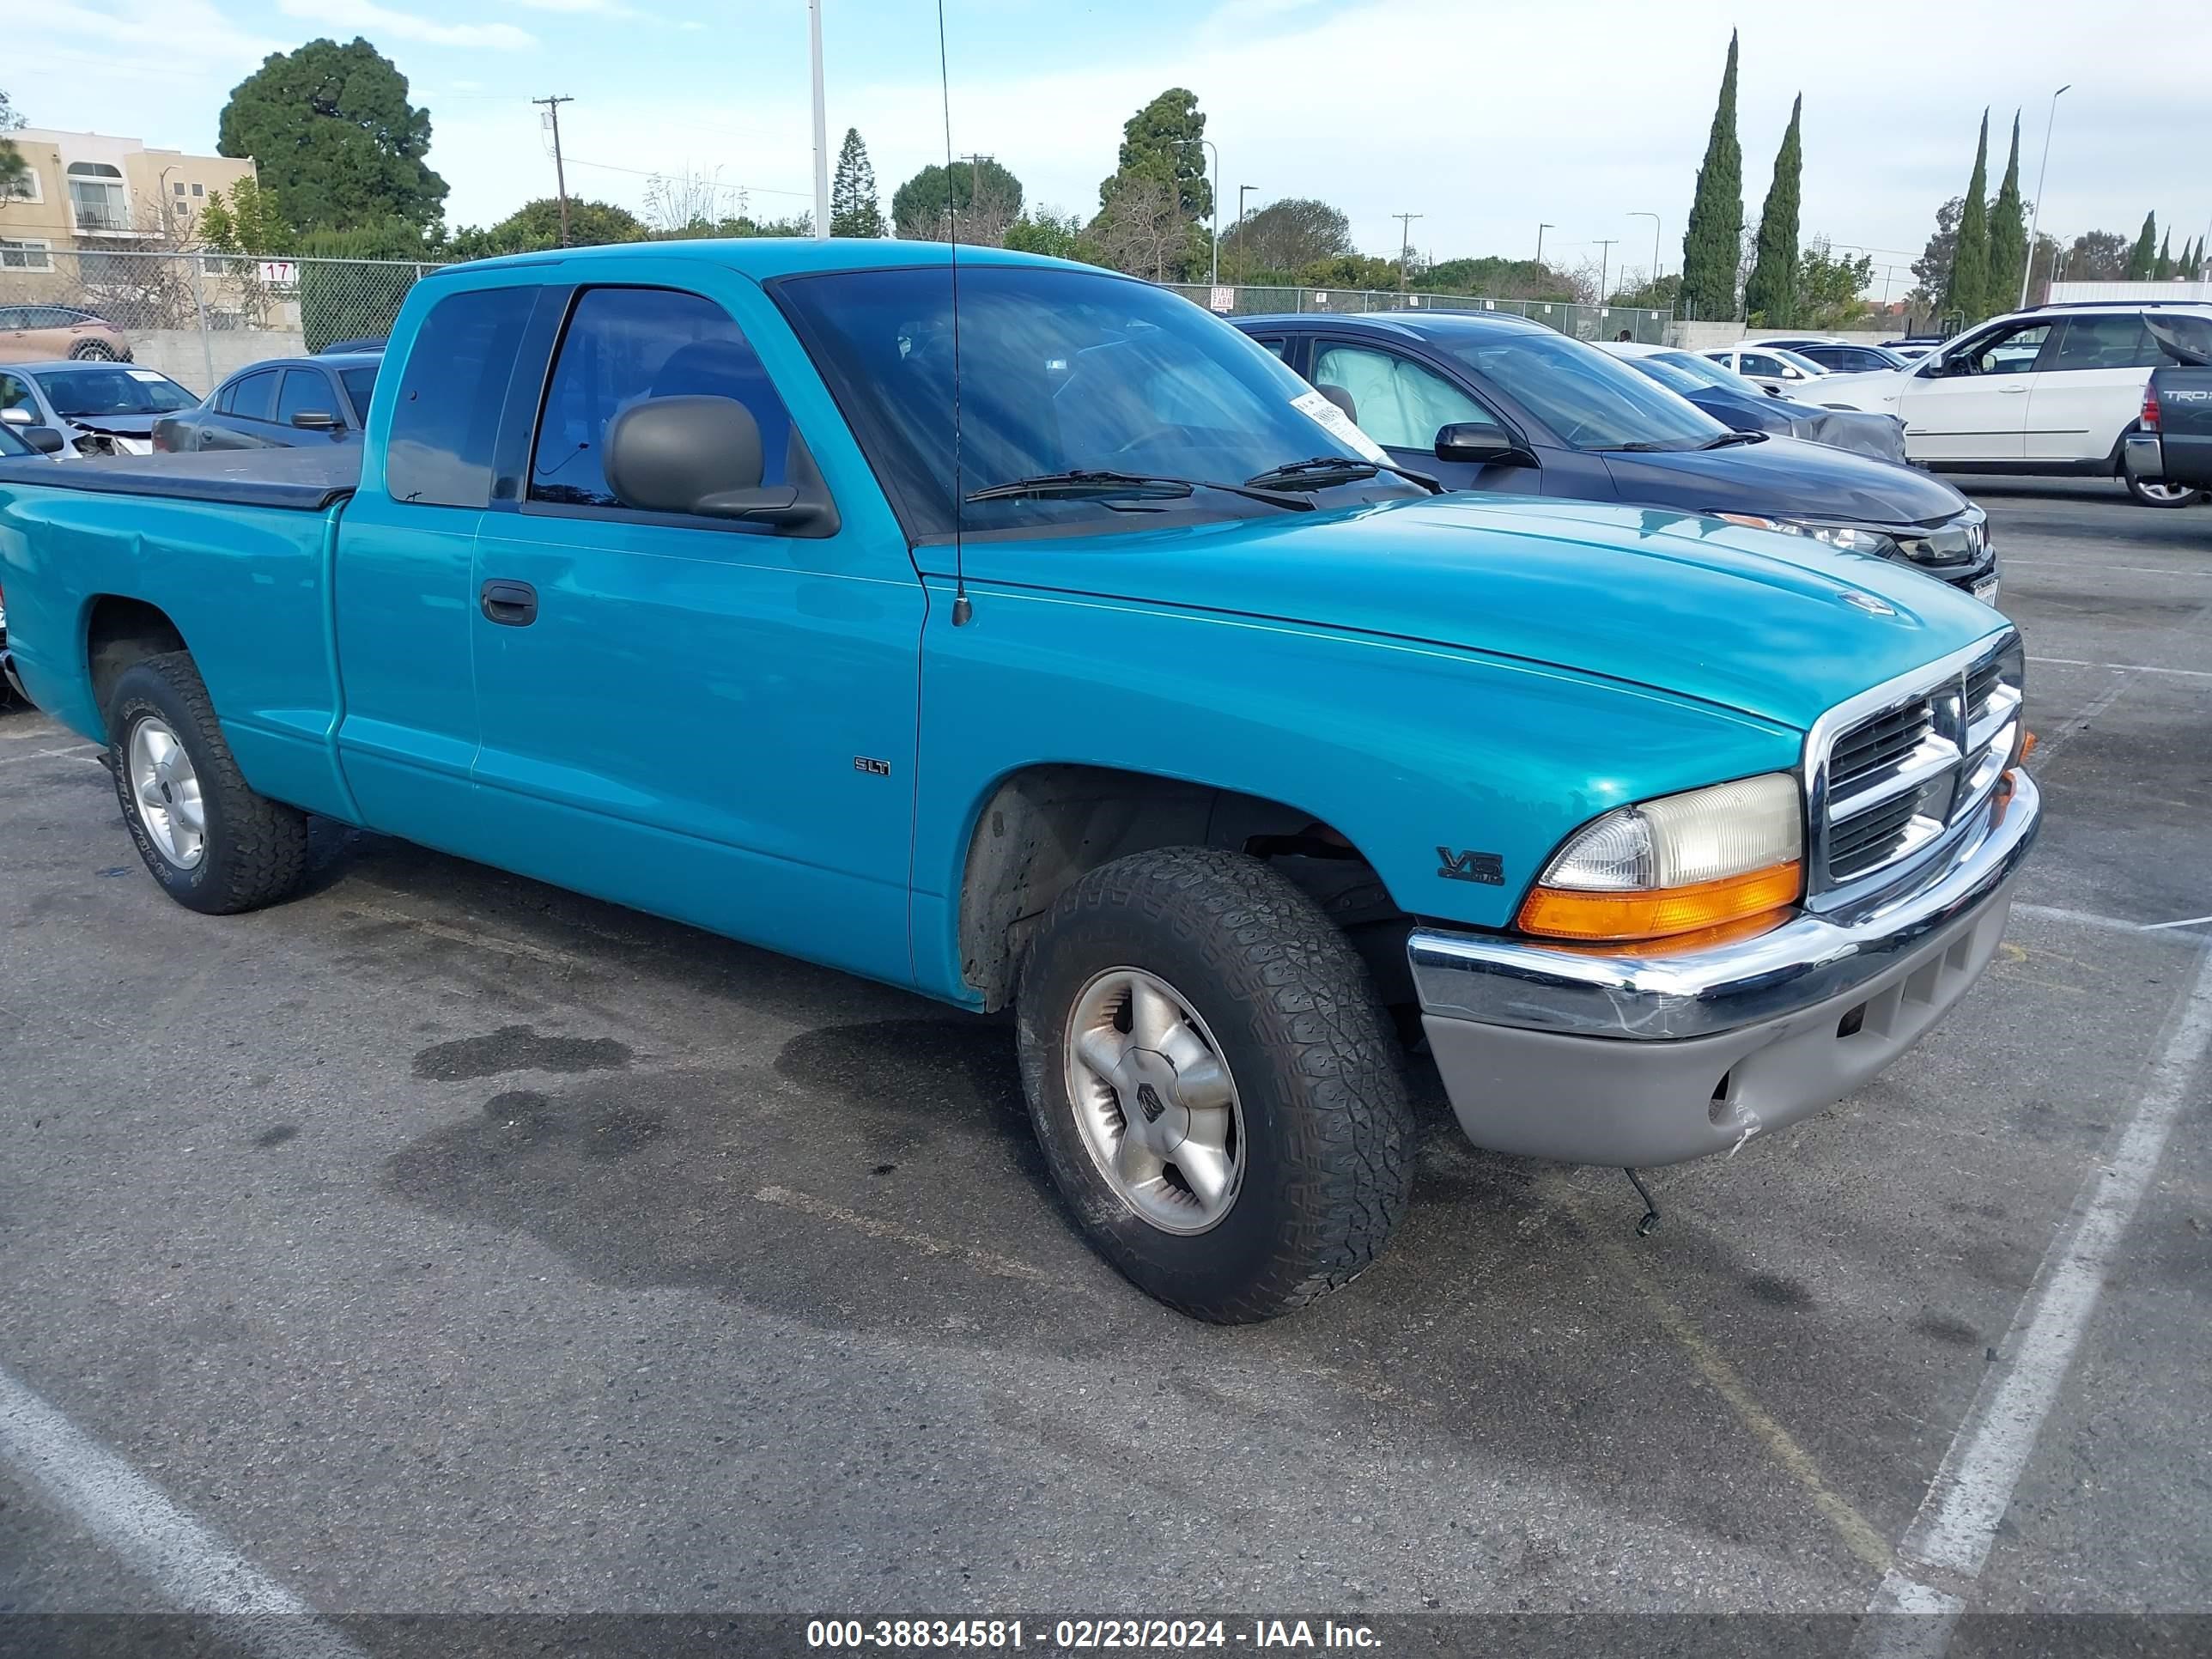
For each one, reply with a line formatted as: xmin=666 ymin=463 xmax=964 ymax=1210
xmin=0 ymin=241 xmax=2040 ymax=1322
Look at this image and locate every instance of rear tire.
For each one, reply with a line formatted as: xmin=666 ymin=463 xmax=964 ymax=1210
xmin=68 ymin=340 xmax=119 ymax=362
xmin=1015 ymin=847 xmax=1415 ymax=1322
xmin=106 ymin=652 xmax=310 ymax=915
xmin=2124 ymin=472 xmax=2204 ymax=508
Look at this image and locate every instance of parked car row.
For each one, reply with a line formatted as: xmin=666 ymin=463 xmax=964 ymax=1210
xmin=1236 ymin=310 xmax=1996 ymax=600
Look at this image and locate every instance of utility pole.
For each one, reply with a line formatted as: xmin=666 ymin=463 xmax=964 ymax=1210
xmin=532 ymin=95 xmax=574 ymax=246
xmin=1628 ymin=210 xmax=1660 ymax=292
xmin=957 ymin=153 xmax=994 ymax=240
xmin=1536 ymin=222 xmax=1553 ymax=265
xmin=808 ymin=0 xmax=830 ymax=238
xmin=1595 ymin=239 xmax=1619 ymax=305
xmin=1393 ymin=212 xmax=1423 ymax=292
xmin=1237 ymin=185 xmax=1256 ymax=283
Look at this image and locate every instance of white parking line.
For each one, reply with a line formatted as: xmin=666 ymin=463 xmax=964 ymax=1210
xmin=2002 ymin=559 xmax=2211 ymax=578
xmin=1853 ymin=943 xmax=2212 ymax=1654
xmin=0 ymin=744 xmax=100 ymax=768
xmin=2029 ymin=656 xmax=2212 ymax=681
xmin=0 ymin=1362 xmax=368 ymax=1658
xmin=2014 ymin=902 xmax=2210 ymax=936
xmin=2144 ymin=913 xmax=2212 ymax=933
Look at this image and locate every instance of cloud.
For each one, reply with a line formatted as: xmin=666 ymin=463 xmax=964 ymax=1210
xmin=276 ymin=0 xmax=538 ymax=51
xmin=505 ymin=0 xmax=634 ymax=12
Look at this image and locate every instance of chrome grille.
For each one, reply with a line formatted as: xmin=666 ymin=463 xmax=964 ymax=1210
xmin=1812 ymin=637 xmax=2023 ymax=895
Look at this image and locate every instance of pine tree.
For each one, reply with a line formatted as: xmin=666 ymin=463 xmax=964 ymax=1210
xmin=830 ymin=128 xmax=884 ymax=239
xmin=1943 ymin=111 xmax=1990 ymax=322
xmin=1678 ymin=31 xmax=1743 ymax=322
xmin=2154 ymin=229 xmax=2175 ymax=280
xmin=1741 ymin=95 xmax=1803 ymax=325
xmin=2127 ymin=213 xmax=2158 ymax=279
xmin=1984 ymin=111 xmax=2027 ymax=317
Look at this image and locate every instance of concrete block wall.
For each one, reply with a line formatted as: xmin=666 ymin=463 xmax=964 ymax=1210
xmin=120 ymin=330 xmax=307 ymax=398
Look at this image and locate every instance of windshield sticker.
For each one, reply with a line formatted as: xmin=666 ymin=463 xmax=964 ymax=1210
xmin=126 ymin=370 xmax=167 ymax=383
xmin=1291 ymin=388 xmax=1389 ymax=464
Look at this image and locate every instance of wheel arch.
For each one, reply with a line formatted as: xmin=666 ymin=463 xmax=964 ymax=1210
xmin=84 ymin=594 xmax=189 ymax=734
xmin=954 ymin=762 xmax=1410 ymax=1013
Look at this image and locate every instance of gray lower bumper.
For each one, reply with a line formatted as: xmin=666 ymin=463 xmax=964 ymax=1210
xmin=2122 ymin=431 xmax=2163 ymax=483
xmin=1409 ymin=772 xmax=2041 ymax=1167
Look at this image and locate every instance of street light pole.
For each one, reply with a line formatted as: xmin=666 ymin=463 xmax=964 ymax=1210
xmin=1628 ymin=210 xmax=1660 ymax=293
xmin=1595 ymin=239 xmax=1619 ymax=305
xmin=2021 ymin=83 xmax=2069 ymax=307
xmin=808 ymin=0 xmax=830 ymax=239
xmin=1536 ymin=222 xmax=1553 ymax=266
xmin=1237 ymin=184 xmax=1256 ymax=283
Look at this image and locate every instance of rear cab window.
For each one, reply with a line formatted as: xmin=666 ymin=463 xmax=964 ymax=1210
xmin=386 ymin=285 xmax=537 ymax=507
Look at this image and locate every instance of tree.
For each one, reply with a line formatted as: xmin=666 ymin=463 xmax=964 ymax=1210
xmin=0 ymin=86 xmax=27 ymax=204
xmin=890 ymin=158 xmax=1024 ymax=244
xmin=1679 ymin=31 xmax=1744 ymax=322
xmin=1743 ymin=94 xmax=1803 ymax=325
xmin=2063 ymin=229 xmax=2130 ymax=283
xmin=1909 ymin=196 xmax=1964 ymax=306
xmin=1233 ymin=198 xmax=1352 ymax=279
xmin=217 ymin=38 xmax=447 ymax=233
xmin=1985 ymin=111 xmax=2027 ymax=314
xmin=1943 ymin=112 xmax=1990 ymax=322
xmin=1420 ymin=256 xmax=1577 ymax=302
xmin=1087 ymin=172 xmax=1191 ymax=282
xmin=2126 ymin=213 xmax=2158 ymax=279
xmin=2154 ymin=229 xmax=2175 ymax=280
xmin=1001 ymin=209 xmax=1091 ymax=262
xmin=830 ymin=128 xmax=884 ymax=239
xmin=196 ymin=177 xmax=294 ymax=253
xmin=447 ymin=198 xmax=647 ymax=260
xmin=1103 ymin=88 xmax=1212 ymax=224
xmin=1796 ymin=240 xmax=1875 ymax=330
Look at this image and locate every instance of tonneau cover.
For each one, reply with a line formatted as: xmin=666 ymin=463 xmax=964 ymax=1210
xmin=0 ymin=446 xmax=359 ymax=512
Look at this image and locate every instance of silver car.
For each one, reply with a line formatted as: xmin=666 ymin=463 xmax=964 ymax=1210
xmin=0 ymin=360 xmax=198 ymax=459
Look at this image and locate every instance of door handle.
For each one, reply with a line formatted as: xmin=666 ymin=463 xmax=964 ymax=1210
xmin=479 ymin=579 xmax=538 ymax=626
xmin=1999 ymin=386 xmax=2029 ymax=395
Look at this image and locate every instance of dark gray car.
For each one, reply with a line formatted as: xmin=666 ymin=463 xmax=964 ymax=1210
xmin=153 ymin=355 xmax=381 ymax=453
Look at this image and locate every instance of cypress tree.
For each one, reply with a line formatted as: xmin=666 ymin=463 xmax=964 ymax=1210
xmin=1943 ymin=111 xmax=1990 ymax=322
xmin=2154 ymin=229 xmax=2175 ymax=280
xmin=1679 ymin=31 xmax=1743 ymax=322
xmin=2127 ymin=213 xmax=2157 ymax=279
xmin=1984 ymin=112 xmax=2027 ymax=317
xmin=1743 ymin=94 xmax=1803 ymax=325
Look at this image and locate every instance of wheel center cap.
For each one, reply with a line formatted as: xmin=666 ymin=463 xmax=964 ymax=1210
xmin=1122 ymin=1048 xmax=1188 ymax=1152
xmin=160 ymin=781 xmax=174 ymax=803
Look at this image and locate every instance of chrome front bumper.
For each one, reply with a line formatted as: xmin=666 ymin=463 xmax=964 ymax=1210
xmin=1408 ymin=771 xmax=2041 ymax=1166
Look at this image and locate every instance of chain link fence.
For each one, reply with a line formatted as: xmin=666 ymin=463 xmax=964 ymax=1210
xmin=3 ymin=248 xmax=1674 ymax=397
xmin=1161 ymin=283 xmax=1671 ymax=342
xmin=0 ymin=248 xmax=447 ymax=393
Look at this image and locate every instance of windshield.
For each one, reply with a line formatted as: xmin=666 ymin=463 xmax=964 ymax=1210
xmin=1434 ymin=329 xmax=1728 ymax=450
xmin=776 ymin=264 xmax=1413 ymax=535
xmin=36 ymin=367 xmax=196 ymax=418
xmin=1648 ymin=349 xmax=1755 ymax=393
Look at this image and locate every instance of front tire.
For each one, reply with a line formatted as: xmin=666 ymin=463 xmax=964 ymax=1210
xmin=68 ymin=340 xmax=120 ymax=362
xmin=1015 ymin=848 xmax=1415 ymax=1322
xmin=2124 ymin=471 xmax=2204 ymax=508
xmin=106 ymin=653 xmax=310 ymax=915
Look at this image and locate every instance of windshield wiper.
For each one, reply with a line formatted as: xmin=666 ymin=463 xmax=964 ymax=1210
xmin=1698 ymin=430 xmax=1767 ymax=449
xmin=1243 ymin=455 xmax=1446 ymax=495
xmin=963 ymin=469 xmax=1313 ymax=511
xmin=1600 ymin=441 xmax=1678 ymax=453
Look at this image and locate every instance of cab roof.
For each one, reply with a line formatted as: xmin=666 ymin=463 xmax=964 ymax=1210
xmin=444 ymin=236 xmax=1091 ymax=283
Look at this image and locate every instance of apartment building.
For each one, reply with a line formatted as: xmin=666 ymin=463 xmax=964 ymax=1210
xmin=2 ymin=128 xmax=258 ymax=274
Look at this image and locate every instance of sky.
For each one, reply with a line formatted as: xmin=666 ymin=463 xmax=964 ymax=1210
xmin=18 ymin=0 xmax=2212 ymax=291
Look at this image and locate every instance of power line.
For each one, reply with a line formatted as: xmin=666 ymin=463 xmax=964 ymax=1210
xmin=560 ymin=155 xmax=815 ymax=202
xmin=531 ymin=95 xmax=573 ymax=246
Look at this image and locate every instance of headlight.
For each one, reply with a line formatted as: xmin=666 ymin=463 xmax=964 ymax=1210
xmin=1518 ymin=774 xmax=1803 ymax=943
xmin=1714 ymin=513 xmax=1897 ymax=556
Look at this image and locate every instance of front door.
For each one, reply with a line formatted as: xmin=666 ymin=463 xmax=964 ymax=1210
xmin=467 ymin=270 xmax=926 ymax=986
xmin=1897 ymin=319 xmax=2051 ymax=462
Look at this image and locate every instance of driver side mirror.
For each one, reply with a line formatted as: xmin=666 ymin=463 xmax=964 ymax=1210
xmin=290 ymin=409 xmax=342 ymax=431
xmin=605 ymin=394 xmax=836 ymax=534
xmin=21 ymin=425 xmax=64 ymax=454
xmin=1434 ymin=423 xmax=1522 ymax=465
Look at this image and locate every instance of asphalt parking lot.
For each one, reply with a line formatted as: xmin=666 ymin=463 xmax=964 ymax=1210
xmin=3 ymin=477 xmax=2208 ymax=1650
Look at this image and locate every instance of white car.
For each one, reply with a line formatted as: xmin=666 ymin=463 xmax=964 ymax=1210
xmin=1811 ymin=302 xmax=2212 ymax=506
xmin=1700 ymin=343 xmax=1831 ymax=396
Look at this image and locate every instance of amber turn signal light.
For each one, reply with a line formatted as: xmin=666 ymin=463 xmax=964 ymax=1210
xmin=1517 ymin=860 xmax=1803 ymax=944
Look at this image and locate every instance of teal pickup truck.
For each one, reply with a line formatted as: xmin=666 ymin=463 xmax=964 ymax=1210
xmin=0 ymin=241 xmax=2039 ymax=1322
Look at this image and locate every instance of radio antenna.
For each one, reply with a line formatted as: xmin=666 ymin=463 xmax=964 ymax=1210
xmin=937 ymin=0 xmax=972 ymax=626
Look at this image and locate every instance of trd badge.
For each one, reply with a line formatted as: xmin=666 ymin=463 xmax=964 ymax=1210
xmin=1437 ymin=847 xmax=1504 ymax=884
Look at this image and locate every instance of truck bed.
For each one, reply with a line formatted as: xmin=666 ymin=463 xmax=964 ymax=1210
xmin=0 ymin=446 xmax=359 ymax=511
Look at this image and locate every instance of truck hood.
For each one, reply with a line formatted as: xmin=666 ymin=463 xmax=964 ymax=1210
xmin=945 ymin=495 xmax=2008 ymax=733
